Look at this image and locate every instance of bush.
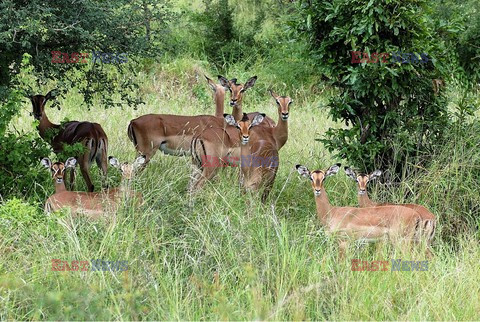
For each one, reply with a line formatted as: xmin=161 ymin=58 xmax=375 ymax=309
xmin=293 ymin=0 xmax=449 ymax=175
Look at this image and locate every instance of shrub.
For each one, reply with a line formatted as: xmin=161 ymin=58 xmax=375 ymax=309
xmin=293 ymin=0 xmax=449 ymax=175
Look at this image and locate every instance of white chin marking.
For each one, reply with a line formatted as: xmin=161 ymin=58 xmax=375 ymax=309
xmin=314 ymin=191 xmax=321 ymax=196
xmin=359 ymin=191 xmax=366 ymax=195
xmin=56 ymin=179 xmax=63 ymax=183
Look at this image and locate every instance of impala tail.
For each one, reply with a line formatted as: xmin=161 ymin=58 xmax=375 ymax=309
xmin=127 ymin=121 xmax=137 ymax=147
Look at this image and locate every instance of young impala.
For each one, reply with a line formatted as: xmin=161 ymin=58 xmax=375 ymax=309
xmin=296 ymin=163 xmax=429 ymax=256
xmin=188 ymin=91 xmax=292 ymax=192
xmin=127 ymin=75 xmax=271 ymax=167
xmin=344 ymin=167 xmax=436 ymax=242
xmin=29 ymin=90 xmax=108 ymax=192
xmin=42 ymin=156 xmax=145 ymax=219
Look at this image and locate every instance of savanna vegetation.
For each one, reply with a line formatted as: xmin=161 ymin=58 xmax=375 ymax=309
xmin=1 ymin=0 xmax=479 ymax=320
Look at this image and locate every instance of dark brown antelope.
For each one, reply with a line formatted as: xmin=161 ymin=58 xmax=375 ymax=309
xmin=296 ymin=164 xmax=430 ymax=257
xmin=344 ymin=167 xmax=436 ymax=245
xmin=30 ymin=90 xmax=108 ymax=192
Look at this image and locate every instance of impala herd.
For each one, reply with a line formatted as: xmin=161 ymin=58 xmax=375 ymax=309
xmin=29 ymin=74 xmax=437 ymax=255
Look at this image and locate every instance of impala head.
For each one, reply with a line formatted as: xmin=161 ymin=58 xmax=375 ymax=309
xmin=29 ymin=89 xmax=57 ymax=120
xmin=344 ymin=167 xmax=382 ymax=195
xmin=219 ymin=75 xmax=257 ymax=107
xmin=224 ymin=112 xmax=265 ymax=145
xmin=269 ymin=90 xmax=292 ymax=121
xmin=296 ymin=164 xmax=341 ymax=196
xmin=205 ymin=75 xmax=227 ymax=93
xmin=41 ymin=157 xmax=76 ymax=184
xmin=108 ymin=155 xmax=146 ymax=180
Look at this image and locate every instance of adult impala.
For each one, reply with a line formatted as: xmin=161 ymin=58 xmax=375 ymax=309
xmin=344 ymin=167 xmax=436 ymax=242
xmin=128 ymin=75 xmax=271 ymax=167
xmin=219 ymin=75 xmax=276 ymax=127
xmin=42 ymin=156 xmax=145 ymax=218
xmin=296 ymin=163 xmax=430 ymax=256
xmin=188 ymin=91 xmax=293 ymax=192
xmin=225 ymin=113 xmax=279 ymax=201
xmin=29 ymin=90 xmax=108 ymax=192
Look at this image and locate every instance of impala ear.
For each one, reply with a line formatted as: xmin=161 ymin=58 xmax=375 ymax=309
xmin=223 ymin=113 xmax=237 ymax=127
xmin=45 ymin=89 xmax=58 ymax=101
xmin=65 ymin=157 xmax=77 ymax=168
xmin=296 ymin=164 xmax=311 ymax=180
xmin=133 ymin=155 xmax=146 ymax=169
xmin=325 ymin=163 xmax=341 ymax=177
xmin=218 ymin=75 xmax=230 ymax=88
xmin=344 ymin=166 xmax=357 ymax=180
xmin=243 ymin=76 xmax=257 ymax=91
xmin=205 ymin=75 xmax=217 ymax=91
xmin=269 ymin=89 xmax=279 ymax=99
xmin=250 ymin=113 xmax=265 ymax=128
xmin=108 ymin=156 xmax=120 ymax=168
xmin=41 ymin=157 xmax=52 ymax=169
xmin=369 ymin=169 xmax=382 ymax=180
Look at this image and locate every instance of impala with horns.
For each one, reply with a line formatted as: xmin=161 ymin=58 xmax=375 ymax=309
xmin=42 ymin=155 xmax=145 ymax=219
xmin=189 ymin=90 xmax=292 ymax=192
xmin=296 ymin=163 xmax=430 ymax=256
xmin=29 ymin=89 xmax=108 ymax=192
xmin=128 ymin=75 xmax=274 ymax=167
xmin=344 ymin=167 xmax=436 ymax=243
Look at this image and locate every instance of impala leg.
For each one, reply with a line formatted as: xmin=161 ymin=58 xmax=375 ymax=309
xmin=78 ymin=154 xmax=94 ymax=192
xmin=96 ymin=153 xmax=108 ymax=189
xmin=95 ymin=138 xmax=108 ymax=189
xmin=66 ymin=166 xmax=76 ymax=190
xmin=189 ymin=166 xmax=219 ymax=194
xmin=338 ymin=240 xmax=348 ymax=261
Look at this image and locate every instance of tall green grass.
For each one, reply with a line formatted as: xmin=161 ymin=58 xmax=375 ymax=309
xmin=1 ymin=56 xmax=479 ymax=320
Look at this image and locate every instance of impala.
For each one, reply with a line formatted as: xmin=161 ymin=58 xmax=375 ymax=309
xmin=29 ymin=90 xmax=108 ymax=192
xmin=344 ymin=167 xmax=436 ymax=243
xmin=205 ymin=75 xmax=228 ymax=118
xmin=42 ymin=155 xmax=145 ymax=218
xmin=128 ymin=75 xmax=271 ymax=167
xmin=218 ymin=75 xmax=276 ymax=127
xmin=296 ymin=163 xmax=429 ymax=256
xmin=189 ymin=91 xmax=292 ymax=192
xmin=224 ymin=113 xmax=279 ymax=201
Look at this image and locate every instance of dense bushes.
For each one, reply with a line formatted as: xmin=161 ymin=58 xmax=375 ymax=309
xmin=292 ymin=0 xmax=449 ymax=175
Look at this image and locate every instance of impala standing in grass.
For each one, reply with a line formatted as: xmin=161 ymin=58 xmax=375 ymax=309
xmin=223 ymin=113 xmax=279 ymax=201
xmin=127 ymin=75 xmax=271 ymax=168
xmin=29 ymin=90 xmax=108 ymax=192
xmin=189 ymin=91 xmax=292 ymax=193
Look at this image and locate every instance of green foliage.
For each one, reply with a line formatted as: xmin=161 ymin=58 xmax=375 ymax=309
xmin=430 ymin=0 xmax=480 ymax=84
xmin=189 ymin=0 xmax=238 ymax=66
xmin=0 ymin=88 xmax=51 ymax=200
xmin=293 ymin=0 xmax=449 ymax=174
xmin=0 ymin=0 xmax=173 ymax=107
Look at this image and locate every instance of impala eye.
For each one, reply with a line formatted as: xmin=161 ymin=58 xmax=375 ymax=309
xmin=276 ymin=101 xmax=280 ymax=105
